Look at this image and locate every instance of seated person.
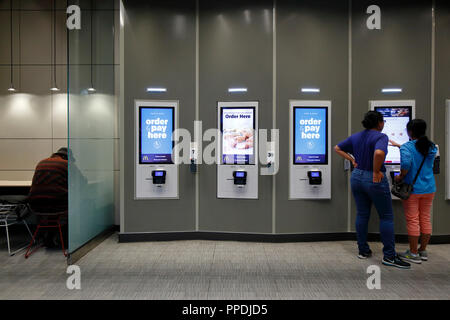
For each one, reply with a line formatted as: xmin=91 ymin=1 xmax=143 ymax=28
xmin=28 ymin=147 xmax=68 ymax=247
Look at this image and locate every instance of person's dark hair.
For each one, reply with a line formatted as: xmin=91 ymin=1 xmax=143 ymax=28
xmin=362 ymin=111 xmax=384 ymax=129
xmin=52 ymin=147 xmax=68 ymax=160
xmin=406 ymin=119 xmax=433 ymax=156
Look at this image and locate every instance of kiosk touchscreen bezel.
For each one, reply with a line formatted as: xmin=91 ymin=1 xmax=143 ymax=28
xmin=220 ymin=106 xmax=256 ymax=165
xmin=138 ymin=106 xmax=175 ymax=165
xmin=292 ymin=106 xmax=329 ymax=165
xmin=374 ymin=106 xmax=412 ymax=165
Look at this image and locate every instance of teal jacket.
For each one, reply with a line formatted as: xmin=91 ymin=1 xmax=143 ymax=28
xmin=400 ymin=140 xmax=437 ymax=194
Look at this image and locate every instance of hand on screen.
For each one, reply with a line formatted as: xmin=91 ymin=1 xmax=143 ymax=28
xmin=389 ymin=139 xmax=401 ymax=148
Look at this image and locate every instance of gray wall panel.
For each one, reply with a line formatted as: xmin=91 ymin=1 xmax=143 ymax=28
xmin=275 ymin=0 xmax=349 ymax=233
xmin=351 ymin=0 xmax=432 ymax=234
xmin=123 ymin=0 xmax=196 ymax=232
xmin=434 ymin=0 xmax=450 ymax=235
xmin=198 ymin=0 xmax=273 ymax=233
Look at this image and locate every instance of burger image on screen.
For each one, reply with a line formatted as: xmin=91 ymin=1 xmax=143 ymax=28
xmin=223 ymin=128 xmax=254 ymax=152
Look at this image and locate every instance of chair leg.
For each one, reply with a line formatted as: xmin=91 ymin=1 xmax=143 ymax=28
xmin=25 ymin=225 xmax=41 ymax=259
xmin=5 ymin=223 xmax=11 ymax=256
xmin=23 ymin=220 xmax=34 ymax=240
xmin=57 ymin=218 xmax=67 ymax=257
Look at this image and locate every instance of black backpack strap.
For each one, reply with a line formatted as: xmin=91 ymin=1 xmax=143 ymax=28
xmin=412 ymin=153 xmax=428 ymax=186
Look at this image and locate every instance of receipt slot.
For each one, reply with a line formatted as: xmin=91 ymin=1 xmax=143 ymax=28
xmin=289 ymin=100 xmax=331 ymax=199
xmin=370 ymin=100 xmax=415 ymax=200
xmin=217 ymin=101 xmax=258 ymax=199
xmin=135 ymin=100 xmax=179 ymax=199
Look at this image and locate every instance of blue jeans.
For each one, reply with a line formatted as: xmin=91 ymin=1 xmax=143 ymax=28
xmin=351 ymin=169 xmax=396 ymax=259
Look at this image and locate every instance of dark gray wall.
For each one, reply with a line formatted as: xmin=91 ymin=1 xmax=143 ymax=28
xmin=434 ymin=0 xmax=450 ymax=235
xmin=275 ymin=0 xmax=349 ymax=233
xmin=123 ymin=0 xmax=196 ymax=232
xmin=351 ymin=0 xmax=432 ymax=234
xmin=198 ymin=0 xmax=274 ymax=233
xmin=122 ymin=0 xmax=450 ymax=236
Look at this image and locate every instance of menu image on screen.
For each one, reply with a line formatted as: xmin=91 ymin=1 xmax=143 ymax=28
xmin=293 ymin=107 xmax=328 ymax=164
xmin=375 ymin=107 xmax=411 ymax=164
xmin=139 ymin=107 xmax=174 ymax=164
xmin=221 ymin=107 xmax=255 ymax=165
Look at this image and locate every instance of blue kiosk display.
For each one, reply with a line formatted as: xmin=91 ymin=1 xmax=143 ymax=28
xmin=135 ymin=100 xmax=179 ymax=199
xmin=289 ymin=101 xmax=331 ymax=200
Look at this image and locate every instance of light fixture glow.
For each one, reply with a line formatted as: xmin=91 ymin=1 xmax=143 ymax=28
xmin=382 ymin=88 xmax=402 ymax=93
xmin=87 ymin=87 xmax=96 ymax=93
xmin=50 ymin=87 xmax=60 ymax=92
xmin=301 ymin=88 xmax=320 ymax=93
xmin=228 ymin=88 xmax=247 ymax=93
xmin=8 ymin=86 xmax=16 ymax=92
xmin=146 ymin=87 xmax=167 ymax=93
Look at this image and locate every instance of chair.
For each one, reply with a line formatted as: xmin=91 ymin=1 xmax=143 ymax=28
xmin=24 ymin=211 xmax=68 ymax=258
xmin=0 ymin=196 xmax=34 ymax=256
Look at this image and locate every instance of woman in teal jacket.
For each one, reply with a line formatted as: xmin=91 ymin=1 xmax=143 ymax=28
xmin=392 ymin=119 xmax=437 ymax=264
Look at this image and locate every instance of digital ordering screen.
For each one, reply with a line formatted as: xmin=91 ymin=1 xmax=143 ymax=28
xmin=221 ymin=107 xmax=255 ymax=165
xmin=375 ymin=107 xmax=412 ymax=165
xmin=293 ymin=107 xmax=328 ymax=165
xmin=139 ymin=107 xmax=174 ymax=164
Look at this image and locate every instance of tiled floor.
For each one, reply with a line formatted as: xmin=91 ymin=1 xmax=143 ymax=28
xmin=0 ymin=233 xmax=449 ymax=299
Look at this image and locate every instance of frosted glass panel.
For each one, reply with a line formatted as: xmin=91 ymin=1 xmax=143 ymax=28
xmin=68 ymin=3 xmax=116 ymax=254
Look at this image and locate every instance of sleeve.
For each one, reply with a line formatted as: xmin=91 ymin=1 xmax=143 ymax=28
xmin=374 ymin=134 xmax=388 ymax=154
xmin=400 ymin=145 xmax=412 ymax=171
xmin=337 ymin=136 xmax=353 ymax=154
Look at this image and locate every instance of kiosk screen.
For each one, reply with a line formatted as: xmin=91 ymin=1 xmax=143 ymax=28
xmin=293 ymin=107 xmax=328 ymax=165
xmin=139 ymin=107 xmax=174 ymax=164
xmin=375 ymin=107 xmax=412 ymax=165
xmin=221 ymin=107 xmax=256 ymax=165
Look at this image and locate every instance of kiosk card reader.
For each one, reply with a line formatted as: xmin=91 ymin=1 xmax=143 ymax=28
xmin=370 ymin=100 xmax=415 ymax=200
xmin=289 ymin=100 xmax=331 ymax=199
xmin=217 ymin=101 xmax=258 ymax=199
xmin=152 ymin=170 xmax=166 ymax=185
xmin=233 ymin=171 xmax=247 ymax=186
xmin=135 ymin=100 xmax=179 ymax=199
xmin=307 ymin=170 xmax=322 ymax=185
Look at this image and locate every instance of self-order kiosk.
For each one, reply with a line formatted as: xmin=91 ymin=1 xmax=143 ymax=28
xmin=135 ymin=100 xmax=179 ymax=199
xmin=446 ymin=100 xmax=450 ymax=200
xmin=370 ymin=100 xmax=415 ymax=199
xmin=289 ymin=100 xmax=331 ymax=199
xmin=217 ymin=101 xmax=258 ymax=199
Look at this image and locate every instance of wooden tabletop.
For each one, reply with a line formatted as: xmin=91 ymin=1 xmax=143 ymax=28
xmin=0 ymin=180 xmax=32 ymax=187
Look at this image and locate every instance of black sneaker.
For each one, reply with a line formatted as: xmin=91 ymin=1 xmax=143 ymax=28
xmin=358 ymin=249 xmax=373 ymax=259
xmin=382 ymin=254 xmax=411 ymax=269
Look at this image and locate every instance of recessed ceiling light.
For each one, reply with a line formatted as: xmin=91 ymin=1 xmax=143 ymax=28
xmin=301 ymin=88 xmax=320 ymax=93
xmin=147 ymin=87 xmax=167 ymax=93
xmin=381 ymin=88 xmax=402 ymax=93
xmin=228 ymin=88 xmax=247 ymax=93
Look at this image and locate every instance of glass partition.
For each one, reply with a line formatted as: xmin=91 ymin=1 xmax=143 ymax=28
xmin=68 ymin=1 xmax=117 ymax=253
